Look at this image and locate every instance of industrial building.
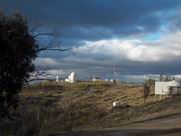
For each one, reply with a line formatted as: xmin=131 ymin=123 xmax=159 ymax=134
xmin=155 ymin=80 xmax=181 ymax=95
xmin=65 ymin=72 xmax=77 ymax=83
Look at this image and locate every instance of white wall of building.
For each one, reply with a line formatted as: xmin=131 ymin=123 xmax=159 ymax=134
xmin=155 ymin=80 xmax=181 ymax=95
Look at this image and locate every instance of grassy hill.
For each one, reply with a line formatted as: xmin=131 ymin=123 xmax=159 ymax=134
xmin=1 ymin=81 xmax=181 ymax=136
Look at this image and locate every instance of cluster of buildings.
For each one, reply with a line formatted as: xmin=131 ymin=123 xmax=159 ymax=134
xmin=56 ymin=72 xmax=181 ymax=96
xmin=55 ymin=72 xmax=77 ymax=83
xmin=55 ymin=72 xmax=116 ymax=84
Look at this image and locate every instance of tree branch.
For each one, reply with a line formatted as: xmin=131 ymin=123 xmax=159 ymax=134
xmin=25 ymin=78 xmax=55 ymax=83
xmin=33 ymin=33 xmax=54 ymax=38
xmin=36 ymin=47 xmax=72 ymax=52
xmin=29 ymin=24 xmax=42 ymax=33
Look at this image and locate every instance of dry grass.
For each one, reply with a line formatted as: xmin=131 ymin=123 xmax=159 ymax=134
xmin=1 ymin=81 xmax=181 ymax=135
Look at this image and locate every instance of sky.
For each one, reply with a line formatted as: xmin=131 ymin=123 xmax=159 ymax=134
xmin=1 ymin=0 xmax=181 ymax=82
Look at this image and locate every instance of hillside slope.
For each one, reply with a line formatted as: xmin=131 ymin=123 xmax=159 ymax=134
xmin=1 ymin=81 xmax=181 ymax=136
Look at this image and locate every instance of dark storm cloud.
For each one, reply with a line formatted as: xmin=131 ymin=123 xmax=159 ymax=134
xmin=0 ymin=0 xmax=181 ymax=41
xmin=35 ymin=56 xmax=181 ymax=79
xmin=1 ymin=0 xmax=181 ymax=80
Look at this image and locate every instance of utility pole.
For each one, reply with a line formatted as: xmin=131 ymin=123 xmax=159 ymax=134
xmin=113 ymin=64 xmax=117 ymax=84
xmin=113 ymin=64 xmax=117 ymax=80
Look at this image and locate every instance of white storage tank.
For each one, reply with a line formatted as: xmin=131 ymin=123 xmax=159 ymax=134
xmin=69 ymin=72 xmax=76 ymax=83
xmin=56 ymin=75 xmax=59 ymax=82
xmin=65 ymin=72 xmax=77 ymax=83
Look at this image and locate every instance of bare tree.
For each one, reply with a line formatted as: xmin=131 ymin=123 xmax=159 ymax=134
xmin=0 ymin=13 xmax=71 ymax=117
xmin=143 ymin=82 xmax=150 ymax=104
xmin=143 ymin=78 xmax=155 ymax=104
xmin=160 ymin=73 xmax=163 ymax=81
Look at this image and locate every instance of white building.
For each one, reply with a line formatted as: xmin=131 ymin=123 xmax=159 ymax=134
xmin=155 ymin=80 xmax=181 ymax=95
xmin=56 ymin=75 xmax=59 ymax=82
xmin=92 ymin=76 xmax=100 ymax=82
xmin=65 ymin=72 xmax=77 ymax=83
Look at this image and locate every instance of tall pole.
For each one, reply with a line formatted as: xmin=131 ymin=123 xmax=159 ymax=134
xmin=113 ymin=64 xmax=117 ymax=81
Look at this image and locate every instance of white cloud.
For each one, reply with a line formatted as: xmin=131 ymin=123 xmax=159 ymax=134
xmin=33 ymin=31 xmax=181 ymax=80
xmin=35 ymin=31 xmax=181 ymax=70
xmin=46 ymin=69 xmax=65 ymax=75
xmin=122 ymin=74 xmax=181 ymax=82
xmin=72 ymin=31 xmax=181 ymax=62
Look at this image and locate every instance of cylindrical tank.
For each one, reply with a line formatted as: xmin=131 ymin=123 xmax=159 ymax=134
xmin=56 ymin=75 xmax=59 ymax=82
xmin=70 ymin=72 xmax=76 ymax=83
